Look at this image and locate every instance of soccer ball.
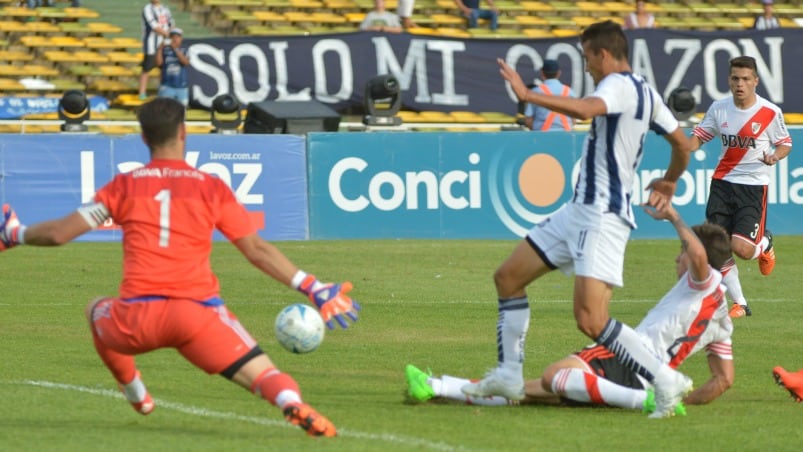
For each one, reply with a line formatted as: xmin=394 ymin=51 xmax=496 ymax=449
xmin=274 ymin=303 xmax=325 ymax=354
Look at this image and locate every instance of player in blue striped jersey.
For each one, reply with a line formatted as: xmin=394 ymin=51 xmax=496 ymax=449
xmin=463 ymin=20 xmax=696 ymax=418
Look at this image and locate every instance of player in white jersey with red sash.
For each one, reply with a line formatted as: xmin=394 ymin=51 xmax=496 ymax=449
xmin=691 ymin=56 xmax=792 ymax=319
xmin=407 ymin=203 xmax=734 ymax=411
xmin=463 ymin=21 xmax=696 ymax=418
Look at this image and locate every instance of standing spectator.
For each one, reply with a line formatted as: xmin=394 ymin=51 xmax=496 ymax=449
xmin=397 ymin=0 xmax=417 ymax=29
xmin=523 ymin=59 xmax=576 ymax=131
xmin=454 ymin=0 xmax=498 ymax=31
xmin=623 ymin=0 xmax=655 ymax=30
xmin=753 ymin=0 xmax=780 ymax=30
xmin=465 ymin=21 xmax=695 ymax=419
xmin=139 ymin=0 xmax=174 ymax=100
xmin=689 ymin=56 xmax=792 ymax=318
xmin=360 ymin=0 xmax=403 ymax=33
xmin=155 ymin=28 xmax=189 ymax=107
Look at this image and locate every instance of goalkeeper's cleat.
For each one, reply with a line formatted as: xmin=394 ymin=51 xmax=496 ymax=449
xmin=758 ymin=230 xmax=775 ymax=276
xmin=283 ymin=402 xmax=337 ymax=437
xmin=729 ymin=303 xmax=752 ymax=318
xmin=772 ymin=366 xmax=803 ymax=403
xmin=117 ymin=371 xmax=155 ymax=415
xmin=642 ymin=388 xmax=686 ymax=416
xmin=405 ymin=364 xmax=435 ymax=403
xmin=461 ymin=367 xmax=525 ymax=401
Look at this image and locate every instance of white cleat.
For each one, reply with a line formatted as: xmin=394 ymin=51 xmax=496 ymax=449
xmin=461 ymin=367 xmax=525 ymax=401
xmin=649 ymin=371 xmax=693 ymax=419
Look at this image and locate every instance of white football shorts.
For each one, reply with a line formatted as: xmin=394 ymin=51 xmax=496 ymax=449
xmin=526 ymin=203 xmax=631 ymax=287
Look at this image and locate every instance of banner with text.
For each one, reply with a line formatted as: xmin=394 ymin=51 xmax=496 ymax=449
xmin=186 ymin=28 xmax=802 ymax=113
xmin=0 ymin=134 xmax=308 ymax=241
xmin=308 ymin=129 xmax=803 ymax=240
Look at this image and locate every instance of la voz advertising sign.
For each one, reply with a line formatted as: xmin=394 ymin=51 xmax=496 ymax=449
xmin=308 ymin=130 xmax=803 ymax=239
xmin=0 ymin=134 xmax=308 ymax=241
xmin=185 ymin=28 xmax=802 ymax=113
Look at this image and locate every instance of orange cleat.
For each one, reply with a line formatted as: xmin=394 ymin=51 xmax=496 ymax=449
xmin=118 ymin=371 xmax=155 ymax=415
xmin=758 ymin=230 xmax=775 ymax=276
xmin=283 ymin=402 xmax=337 ymax=437
xmin=772 ymin=366 xmax=803 ymax=403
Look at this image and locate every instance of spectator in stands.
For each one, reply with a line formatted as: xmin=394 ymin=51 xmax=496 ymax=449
xmin=155 ymin=28 xmax=189 ymax=107
xmin=397 ymin=0 xmax=417 ymax=29
xmin=454 ymin=0 xmax=498 ymax=31
xmin=522 ymin=60 xmax=576 ymax=132
xmin=26 ymin=0 xmax=80 ymax=8
xmin=623 ymin=0 xmax=655 ymax=30
xmin=139 ymin=0 xmax=174 ymax=100
xmin=360 ymin=0 xmax=403 ymax=33
xmin=753 ymin=0 xmax=780 ymax=30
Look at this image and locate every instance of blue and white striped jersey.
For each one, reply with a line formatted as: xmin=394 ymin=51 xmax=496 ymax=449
xmin=573 ymin=72 xmax=679 ymax=228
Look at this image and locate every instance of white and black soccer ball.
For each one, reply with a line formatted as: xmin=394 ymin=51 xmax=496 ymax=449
xmin=274 ymin=303 xmax=325 ymax=354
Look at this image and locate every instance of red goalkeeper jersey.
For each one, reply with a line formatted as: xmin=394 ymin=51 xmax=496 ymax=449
xmin=93 ymin=158 xmax=255 ymax=300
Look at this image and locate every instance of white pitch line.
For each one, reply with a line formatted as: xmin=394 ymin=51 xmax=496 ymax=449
xmin=11 ymin=380 xmax=469 ymax=452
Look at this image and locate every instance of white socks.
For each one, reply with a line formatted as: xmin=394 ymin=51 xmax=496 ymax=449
xmin=551 ymin=368 xmax=645 ymax=409
xmin=432 ymin=375 xmax=510 ymax=406
xmin=497 ymin=296 xmax=530 ymax=375
xmin=121 ymin=374 xmax=148 ymax=403
xmin=721 ymin=258 xmax=747 ymax=306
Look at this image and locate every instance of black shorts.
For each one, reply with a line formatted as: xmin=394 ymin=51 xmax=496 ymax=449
xmin=706 ymin=178 xmax=767 ymax=243
xmin=141 ymin=54 xmax=158 ymax=72
xmin=573 ymin=344 xmax=644 ymax=390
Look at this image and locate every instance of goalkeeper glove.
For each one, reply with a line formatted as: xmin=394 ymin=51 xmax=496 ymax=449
xmin=298 ymin=275 xmax=360 ymax=330
xmin=0 ymin=204 xmax=23 ymax=251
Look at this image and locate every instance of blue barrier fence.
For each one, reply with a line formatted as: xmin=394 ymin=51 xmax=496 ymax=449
xmin=1 ymin=130 xmax=800 ymax=240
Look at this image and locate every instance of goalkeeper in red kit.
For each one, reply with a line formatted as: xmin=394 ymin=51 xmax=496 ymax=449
xmin=0 ymin=97 xmax=360 ymax=437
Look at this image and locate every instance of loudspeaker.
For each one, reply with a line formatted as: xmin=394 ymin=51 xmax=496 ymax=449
xmin=243 ymin=100 xmax=341 ymax=134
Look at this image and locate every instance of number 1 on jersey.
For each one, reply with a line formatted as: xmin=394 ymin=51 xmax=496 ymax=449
xmin=154 ymin=189 xmax=171 ymax=247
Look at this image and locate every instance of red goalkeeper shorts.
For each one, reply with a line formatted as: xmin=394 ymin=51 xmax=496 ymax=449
xmin=90 ymin=297 xmax=258 ymax=374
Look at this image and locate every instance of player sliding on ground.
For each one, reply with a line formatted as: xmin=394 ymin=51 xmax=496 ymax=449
xmin=0 ymin=97 xmax=360 ymax=437
xmin=407 ymin=202 xmax=734 ymax=413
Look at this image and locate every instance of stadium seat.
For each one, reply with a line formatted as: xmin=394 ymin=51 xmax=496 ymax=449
xmin=0 ymin=49 xmax=33 ymax=63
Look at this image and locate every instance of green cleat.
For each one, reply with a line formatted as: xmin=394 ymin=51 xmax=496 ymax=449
xmin=643 ymin=388 xmax=686 ymax=416
xmin=405 ymin=364 xmax=435 ymax=403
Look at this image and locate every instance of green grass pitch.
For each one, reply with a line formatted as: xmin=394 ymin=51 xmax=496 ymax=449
xmin=1 ymin=238 xmax=802 ymax=450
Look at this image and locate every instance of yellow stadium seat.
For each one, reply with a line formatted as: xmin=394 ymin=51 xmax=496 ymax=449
xmin=436 ymin=27 xmax=470 ymax=38
xmin=522 ymin=28 xmax=555 ymax=38
xmin=0 ymin=50 xmax=33 ymax=62
xmin=515 ymin=15 xmax=548 ymax=27
xmin=784 ymin=113 xmax=803 ymax=125
xmin=601 ymin=1 xmax=631 ymax=14
xmin=106 ymin=51 xmax=141 ymax=65
xmin=0 ymin=78 xmax=26 ymax=92
xmin=252 ymin=10 xmax=288 ymax=24
xmin=521 ymin=1 xmax=553 ymax=13
xmin=98 ymin=65 xmax=136 ymax=77
xmin=551 ymin=28 xmax=580 ymax=37
xmin=431 ymin=14 xmax=465 ymax=26
xmin=344 ymin=12 xmax=365 ymax=23
xmin=310 ymin=12 xmax=347 ymax=25
xmin=576 ymin=2 xmax=607 ymax=14
xmin=0 ymin=20 xmax=27 ymax=33
xmin=87 ymin=22 xmax=124 ymax=34
xmin=64 ymin=7 xmax=101 ymax=19
xmin=0 ymin=7 xmax=38 ymax=19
